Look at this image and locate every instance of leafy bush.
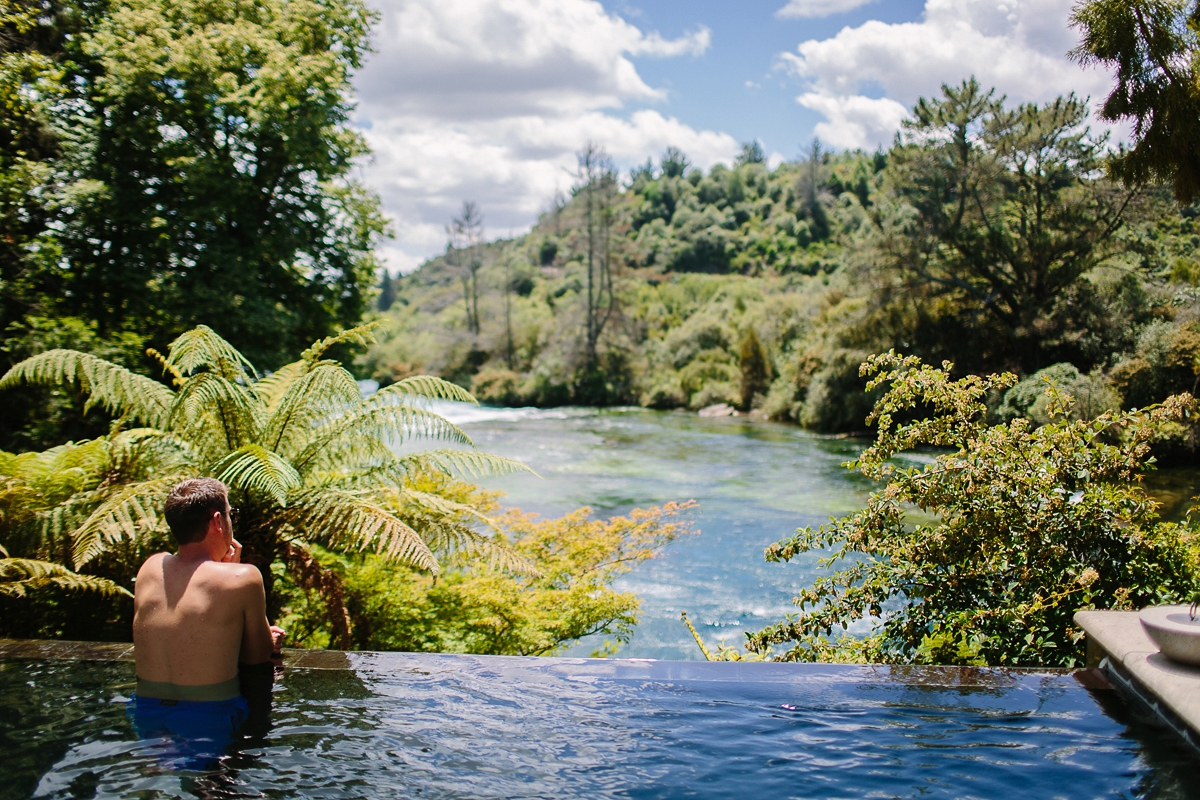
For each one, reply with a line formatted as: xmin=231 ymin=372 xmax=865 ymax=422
xmin=997 ymin=363 xmax=1121 ymax=424
xmin=277 ymin=497 xmax=697 ymax=655
xmin=744 ymin=353 xmax=1200 ymax=667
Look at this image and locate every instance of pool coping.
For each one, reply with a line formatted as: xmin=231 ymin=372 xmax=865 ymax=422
xmin=1075 ymin=610 xmax=1200 ymax=753
xmin=0 ymin=637 xmax=1082 ymax=689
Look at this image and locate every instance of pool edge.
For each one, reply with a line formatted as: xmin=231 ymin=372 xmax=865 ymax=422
xmin=1076 ymin=609 xmax=1200 ymax=755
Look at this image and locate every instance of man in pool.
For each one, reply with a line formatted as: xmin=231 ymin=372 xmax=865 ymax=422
xmin=130 ymin=478 xmax=285 ymax=768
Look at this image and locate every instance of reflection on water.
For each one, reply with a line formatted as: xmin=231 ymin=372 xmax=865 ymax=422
xmin=5 ymin=657 xmax=1198 ymax=800
xmin=423 ymin=404 xmax=1200 ymax=660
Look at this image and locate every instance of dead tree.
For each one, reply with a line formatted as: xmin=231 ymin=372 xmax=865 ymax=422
xmin=574 ymin=143 xmax=617 ymax=369
xmin=446 ymin=201 xmax=484 ymax=335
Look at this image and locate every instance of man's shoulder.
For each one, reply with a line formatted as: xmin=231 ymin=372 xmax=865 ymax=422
xmin=197 ymin=561 xmax=263 ymax=588
xmin=135 ymin=552 xmax=168 ymax=579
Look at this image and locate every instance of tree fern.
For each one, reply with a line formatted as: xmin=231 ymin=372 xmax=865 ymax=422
xmin=0 ymin=557 xmax=133 ymax=598
xmin=212 ymin=446 xmax=301 ymax=506
xmin=0 ymin=325 xmax=534 ymax=626
xmin=165 ymin=325 xmax=258 ymax=381
xmin=0 ymin=350 xmax=174 ymax=428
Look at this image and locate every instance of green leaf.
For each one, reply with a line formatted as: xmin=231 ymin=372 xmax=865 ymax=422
xmin=377 ymin=375 xmax=478 ymax=405
xmin=0 ymin=558 xmax=132 ymax=598
xmin=71 ymin=477 xmax=181 ymax=568
xmin=166 ymin=325 xmax=257 ymax=381
xmin=0 ymin=349 xmax=174 ymax=428
xmin=300 ymin=321 xmax=382 ymax=363
xmin=283 ymin=489 xmax=439 ymax=573
xmin=212 ymin=445 xmax=301 ymax=506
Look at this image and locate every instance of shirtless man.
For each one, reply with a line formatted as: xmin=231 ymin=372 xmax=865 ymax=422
xmin=132 ymin=478 xmax=285 ymax=704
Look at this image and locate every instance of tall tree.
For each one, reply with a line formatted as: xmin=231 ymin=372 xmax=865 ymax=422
xmin=735 ymin=141 xmax=766 ymax=167
xmin=799 ymin=138 xmax=830 ymax=241
xmin=446 ymin=201 xmax=483 ymax=336
xmin=574 ymin=143 xmax=618 ymax=369
xmin=1071 ymin=0 xmax=1200 ymax=203
xmin=377 ymin=269 xmax=396 ymax=312
xmin=660 ymin=146 xmax=690 ymax=179
xmin=867 ymin=80 xmax=1138 ymax=372
xmin=2 ymin=0 xmax=389 ymax=370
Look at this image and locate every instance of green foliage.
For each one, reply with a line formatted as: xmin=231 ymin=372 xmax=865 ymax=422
xmin=996 ymin=363 xmax=1122 ymax=425
xmin=868 ymin=79 xmax=1137 ymax=373
xmin=0 ymin=324 xmax=530 ymax=642
xmin=277 ymin=493 xmax=697 ymax=656
xmin=737 ymin=327 xmax=771 ymax=410
xmin=0 ymin=0 xmax=387 ymax=377
xmin=1071 ymin=0 xmax=1200 ymax=203
xmin=371 ymin=83 xmax=1183 ymax=436
xmin=743 ymin=353 xmax=1200 ymax=667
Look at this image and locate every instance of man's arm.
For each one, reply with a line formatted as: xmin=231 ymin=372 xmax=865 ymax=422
xmin=239 ymin=567 xmax=276 ymax=665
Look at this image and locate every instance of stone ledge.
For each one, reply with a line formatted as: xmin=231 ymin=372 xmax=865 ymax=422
xmin=1075 ymin=610 xmax=1200 ymax=751
xmin=0 ymin=639 xmax=348 ymax=670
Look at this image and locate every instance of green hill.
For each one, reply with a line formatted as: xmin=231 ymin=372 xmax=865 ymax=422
xmin=368 ymin=87 xmax=1200 ymax=436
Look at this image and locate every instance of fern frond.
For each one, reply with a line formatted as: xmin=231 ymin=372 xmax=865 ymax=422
xmin=253 ymin=361 xmax=307 ymax=414
xmin=300 ymin=321 xmax=382 ymax=363
xmin=377 ymin=376 xmax=477 ymax=405
xmin=0 ymin=350 xmax=174 ymax=428
xmin=0 ymin=558 xmax=133 ymax=598
xmin=166 ymin=325 xmax=257 ymax=381
xmin=263 ymin=363 xmax=361 ymax=456
xmin=212 ymin=445 xmax=301 ymax=506
xmin=388 ymin=488 xmax=537 ymax=575
xmin=296 ymin=438 xmax=398 ymax=484
xmin=293 ymin=405 xmax=473 ymax=473
xmin=397 ymin=449 xmax=535 ymax=479
xmin=71 ymin=478 xmax=180 ymax=567
xmin=146 ymin=347 xmax=185 ymax=389
xmin=168 ymin=373 xmax=264 ymax=452
xmin=283 ymin=489 xmax=439 ymax=573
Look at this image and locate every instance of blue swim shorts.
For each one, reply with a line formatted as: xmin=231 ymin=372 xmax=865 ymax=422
xmin=127 ymin=693 xmax=249 ymax=771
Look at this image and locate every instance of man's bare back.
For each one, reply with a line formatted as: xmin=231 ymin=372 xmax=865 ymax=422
xmin=133 ymin=479 xmax=283 ymax=700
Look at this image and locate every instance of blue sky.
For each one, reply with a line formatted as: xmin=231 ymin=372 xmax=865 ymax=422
xmin=612 ymin=0 xmax=928 ymax=160
xmin=352 ymin=0 xmax=1114 ymax=272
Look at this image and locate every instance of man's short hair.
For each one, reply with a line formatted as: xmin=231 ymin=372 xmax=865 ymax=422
xmin=164 ymin=478 xmax=228 ymax=545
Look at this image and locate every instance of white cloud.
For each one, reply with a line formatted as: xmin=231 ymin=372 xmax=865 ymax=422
xmin=353 ymin=0 xmax=730 ymax=273
xmin=797 ymin=93 xmax=909 ymax=150
xmin=780 ymin=0 xmax=1115 ymax=149
xmin=776 ymin=0 xmax=877 ymax=19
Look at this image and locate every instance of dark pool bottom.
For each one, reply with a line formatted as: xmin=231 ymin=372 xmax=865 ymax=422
xmin=2 ymin=654 xmax=1198 ymax=800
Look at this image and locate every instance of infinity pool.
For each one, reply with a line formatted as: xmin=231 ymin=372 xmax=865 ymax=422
xmin=3 ymin=653 xmax=1198 ymax=799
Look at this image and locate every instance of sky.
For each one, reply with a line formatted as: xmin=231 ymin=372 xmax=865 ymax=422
xmin=351 ymin=0 xmax=1121 ymax=274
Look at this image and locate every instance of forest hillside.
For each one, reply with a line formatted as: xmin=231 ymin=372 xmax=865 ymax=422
xmin=368 ymin=84 xmax=1200 ymax=437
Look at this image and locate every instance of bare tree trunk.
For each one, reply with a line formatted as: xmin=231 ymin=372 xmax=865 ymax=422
xmin=504 ymin=256 xmax=514 ymax=369
xmin=447 ymin=201 xmax=485 ymax=336
xmin=575 ymin=143 xmax=617 ymax=370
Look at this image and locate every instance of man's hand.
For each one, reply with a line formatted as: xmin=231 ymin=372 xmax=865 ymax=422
xmin=270 ymin=625 xmax=287 ymax=652
xmin=221 ymin=538 xmax=242 ymax=564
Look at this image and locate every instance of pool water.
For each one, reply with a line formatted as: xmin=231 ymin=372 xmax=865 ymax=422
xmin=4 ymin=654 xmax=1198 ymax=799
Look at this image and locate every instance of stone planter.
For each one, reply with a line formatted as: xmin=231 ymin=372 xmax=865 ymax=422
xmin=1139 ymin=605 xmax=1200 ymax=667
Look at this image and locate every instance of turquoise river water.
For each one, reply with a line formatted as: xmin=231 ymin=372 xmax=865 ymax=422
xmin=432 ymin=404 xmax=1200 ymax=661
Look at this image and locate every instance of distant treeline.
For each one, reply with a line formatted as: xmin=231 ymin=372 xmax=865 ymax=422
xmin=371 ymin=81 xmax=1200 ymax=445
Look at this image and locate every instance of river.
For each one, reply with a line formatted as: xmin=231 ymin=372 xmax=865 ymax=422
xmin=432 ymin=404 xmax=884 ymax=660
xmin=430 ymin=404 xmax=1200 ymax=661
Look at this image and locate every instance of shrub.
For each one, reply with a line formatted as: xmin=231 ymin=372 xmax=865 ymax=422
xmin=744 ymin=353 xmax=1200 ymax=667
xmin=278 ymin=501 xmax=698 ymax=655
xmin=997 ymin=363 xmax=1121 ymax=424
xmin=472 ymin=369 xmax=524 ymax=405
